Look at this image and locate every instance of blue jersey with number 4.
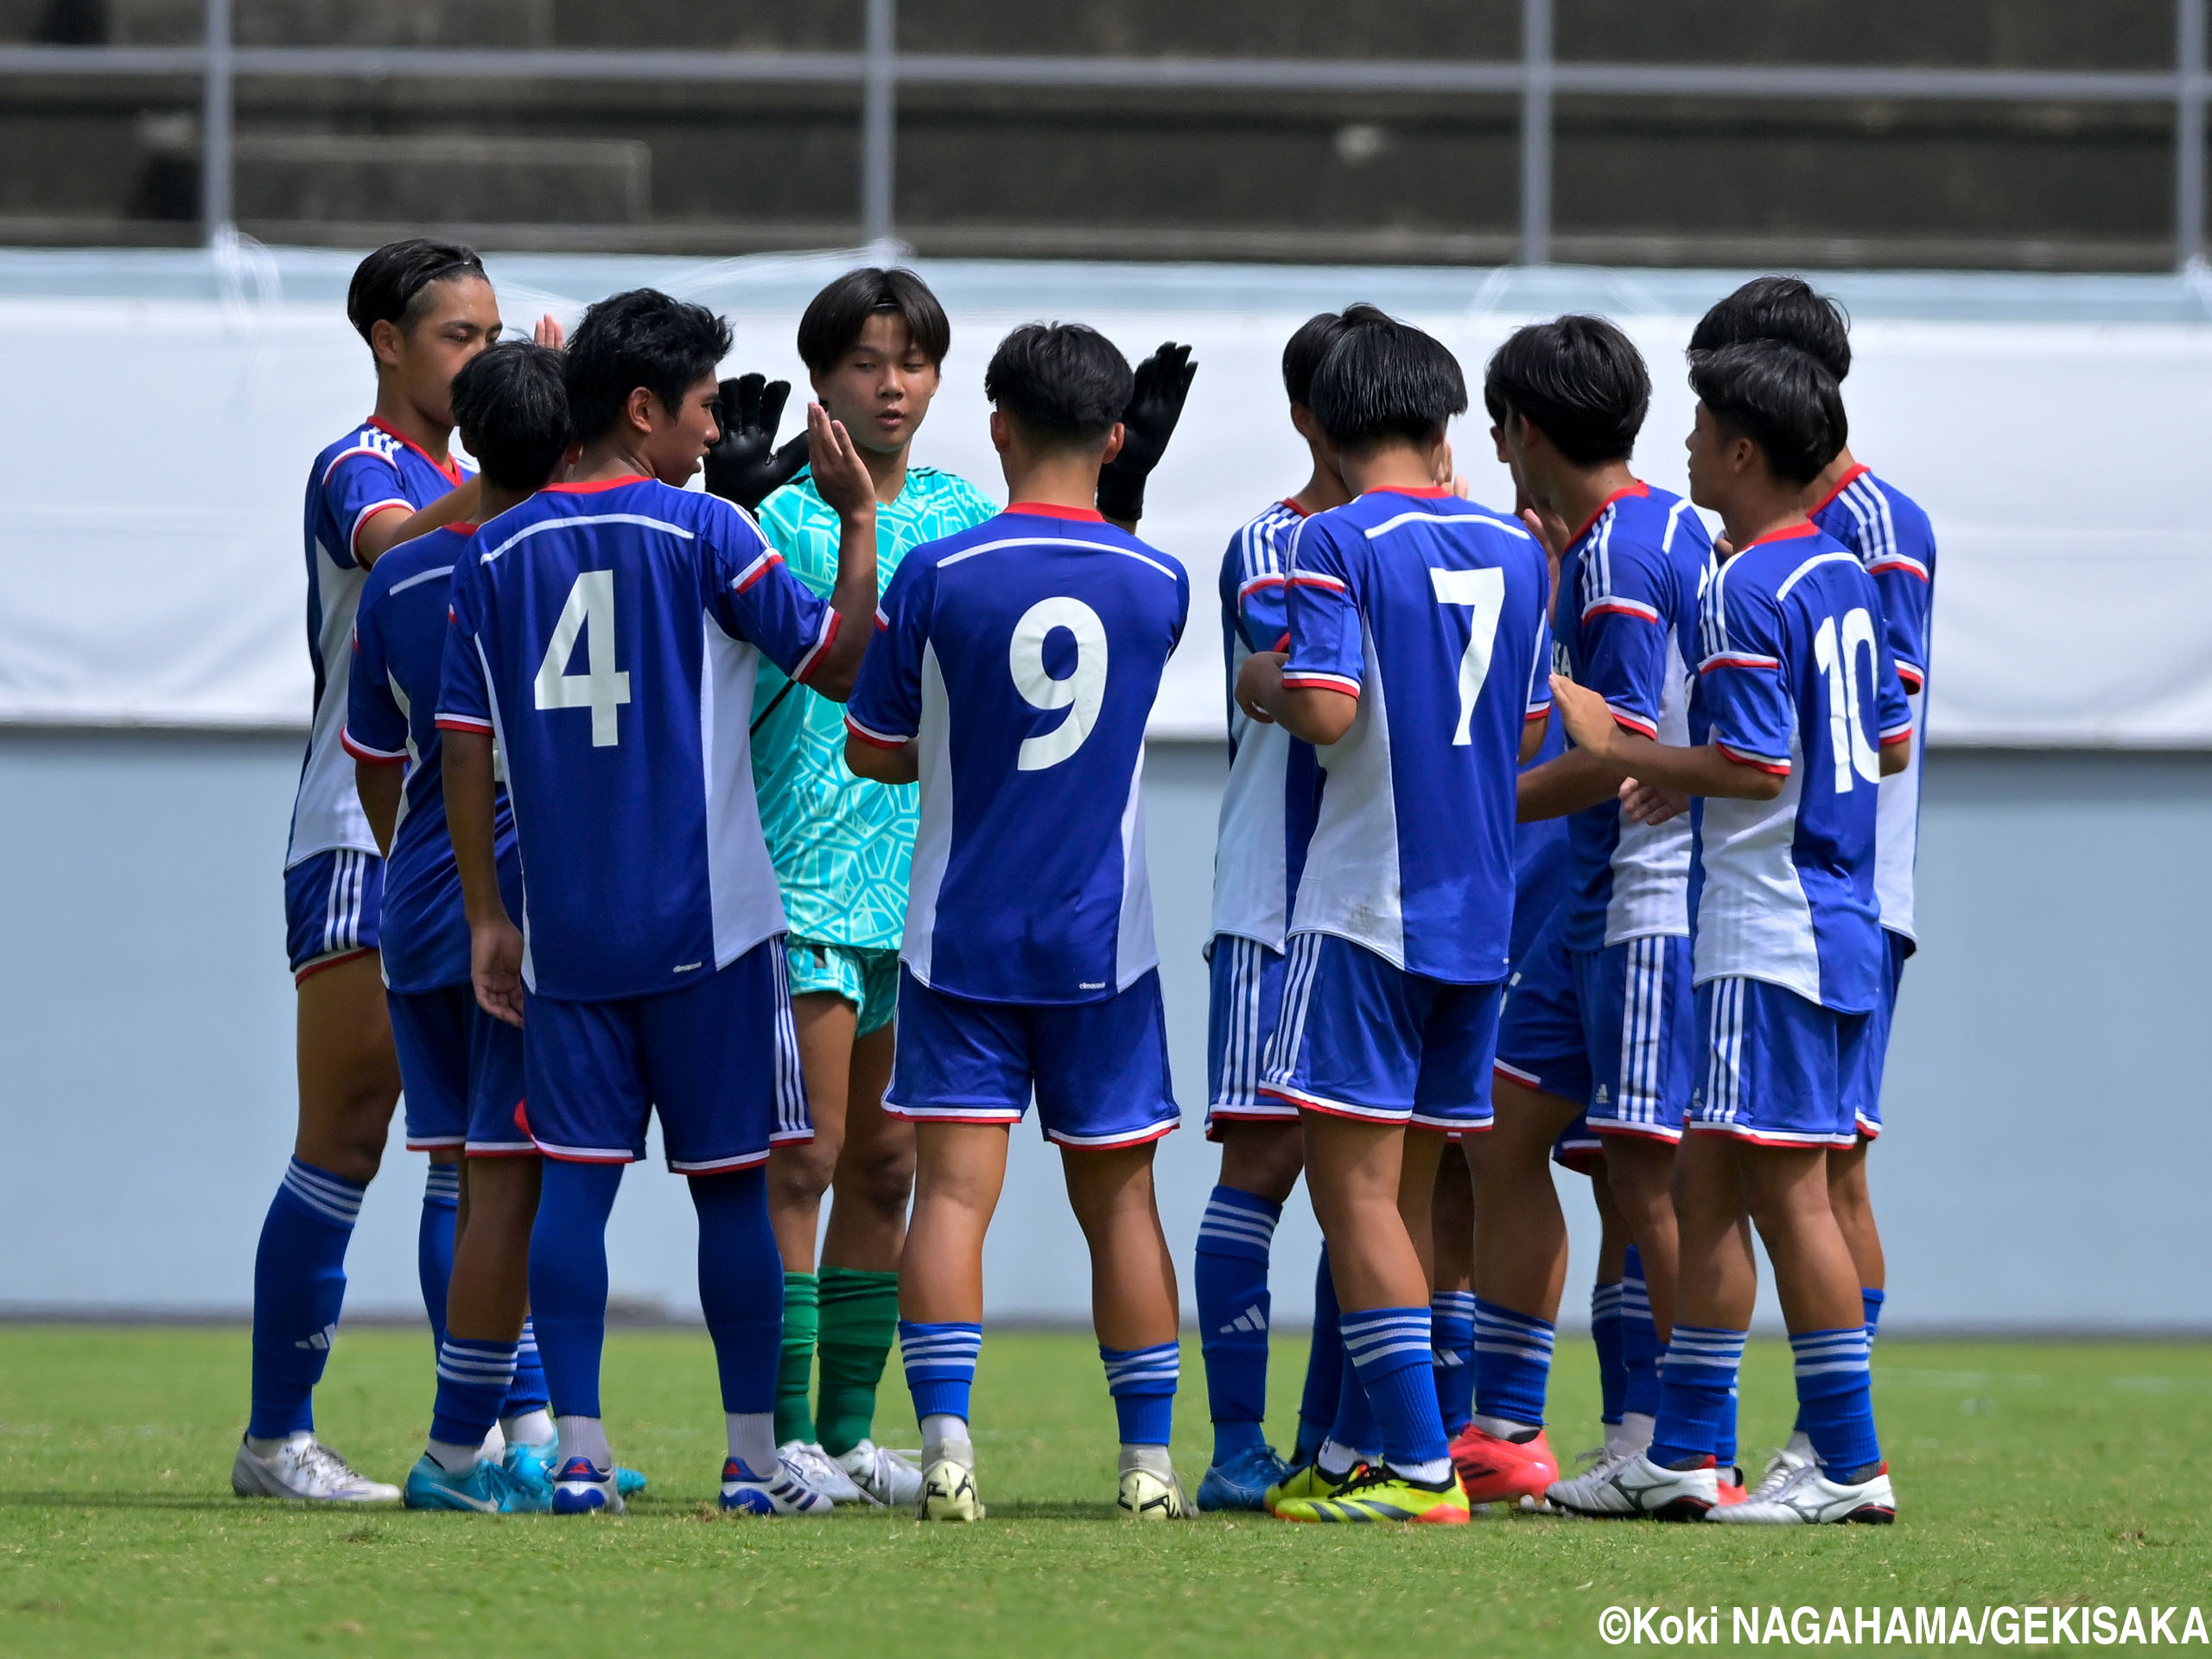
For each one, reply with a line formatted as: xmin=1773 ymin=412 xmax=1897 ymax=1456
xmin=1689 ymin=523 xmax=1912 ymax=1013
xmin=845 ymin=503 xmax=1191 ymax=1007
xmin=437 ymin=475 xmax=841 ymax=1001
xmin=1281 ymin=486 xmax=1553 ymax=985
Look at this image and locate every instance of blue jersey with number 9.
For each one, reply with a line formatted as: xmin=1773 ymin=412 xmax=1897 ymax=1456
xmin=845 ymin=504 xmax=1191 ymax=1007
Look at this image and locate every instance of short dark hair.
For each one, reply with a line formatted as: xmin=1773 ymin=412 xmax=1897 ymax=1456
xmin=982 ymin=322 xmax=1134 ymax=448
xmin=563 ymin=288 xmax=733 ymax=443
xmin=796 ymin=266 xmax=952 ymax=374
xmin=346 ymin=238 xmax=487 ymax=347
xmin=1308 ymin=308 xmax=1468 ymax=451
xmin=1281 ymin=303 xmax=1393 ymax=408
xmin=1688 ymin=341 xmax=1847 ymax=487
xmin=1483 ymin=315 xmax=1650 ymax=466
xmin=1688 ymin=276 xmax=1852 ymax=385
xmin=452 ymin=341 xmax=569 ymax=493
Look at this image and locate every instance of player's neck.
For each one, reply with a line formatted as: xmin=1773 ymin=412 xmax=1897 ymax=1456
xmin=1338 ymin=442 xmax=1441 ymax=498
xmin=859 ymin=440 xmax=912 ymax=505
xmin=1717 ymin=486 xmax=1811 ymax=556
xmin=369 ymin=384 xmax=452 ymax=465
xmin=1541 ymin=461 xmax=1640 ymax=543
xmin=479 ymin=480 xmax=532 ymax=519
xmin=999 ymin=452 xmax=1103 ymax=514
xmin=569 ymin=435 xmax=654 ymax=485
xmin=1804 ymin=446 xmax=1860 ymax=509
xmin=1289 ymin=452 xmax=1352 ymax=517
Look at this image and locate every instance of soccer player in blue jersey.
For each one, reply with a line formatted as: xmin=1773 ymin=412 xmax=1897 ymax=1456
xmin=1452 ymin=316 xmax=1714 ymax=1509
xmin=845 ymin=323 xmax=1193 ymax=1522
xmin=438 ymin=288 xmax=880 ymax=1517
xmin=1688 ymin=276 xmax=1936 ymax=1501
xmin=1239 ymin=311 xmax=1554 ymax=1525
xmin=1547 ymin=341 xmax=1908 ymax=1524
xmin=238 ymin=240 xmax=555 ymax=1503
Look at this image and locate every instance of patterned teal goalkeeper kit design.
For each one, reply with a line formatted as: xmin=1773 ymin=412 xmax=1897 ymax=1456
xmin=751 ymin=466 xmax=998 ymax=1032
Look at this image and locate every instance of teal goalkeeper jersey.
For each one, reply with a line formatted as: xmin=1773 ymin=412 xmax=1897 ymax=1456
xmin=751 ymin=464 xmax=999 ymax=949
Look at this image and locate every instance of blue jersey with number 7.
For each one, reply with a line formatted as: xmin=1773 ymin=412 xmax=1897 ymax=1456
xmin=437 ymin=474 xmax=841 ymax=1002
xmin=845 ymin=503 xmax=1190 ymax=1007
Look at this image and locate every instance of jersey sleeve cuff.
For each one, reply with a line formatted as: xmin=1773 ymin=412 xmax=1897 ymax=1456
xmin=1605 ymin=703 xmax=1656 ymax=737
xmin=1895 ymin=661 xmax=1926 ymax=691
xmin=349 ymin=499 xmax=414 ymax=557
xmin=1285 ymin=572 xmax=1348 ymax=593
xmin=1581 ymin=597 xmax=1660 ymax=624
xmin=1878 ymin=721 xmax=1914 ymax=746
xmin=1700 ymin=651 xmax=1782 ymax=675
xmin=844 ymin=712 xmax=912 ymax=750
xmin=1867 ymin=555 xmax=1932 ymax=582
xmin=791 ymin=607 xmax=840 ymax=686
xmin=434 ymin=713 xmax=494 ymax=734
xmin=340 ymin=728 xmax=409 ymax=765
xmin=1280 ymin=669 xmax=1362 ymax=697
xmin=1715 ymin=740 xmax=1791 ymax=776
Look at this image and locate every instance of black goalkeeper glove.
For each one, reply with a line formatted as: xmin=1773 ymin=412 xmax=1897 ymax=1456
xmin=1096 ymin=340 xmax=1197 ymax=524
xmin=702 ymin=373 xmax=810 ymax=512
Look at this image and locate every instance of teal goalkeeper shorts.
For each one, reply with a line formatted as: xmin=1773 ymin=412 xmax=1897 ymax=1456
xmin=786 ymin=938 xmax=900 ymax=1038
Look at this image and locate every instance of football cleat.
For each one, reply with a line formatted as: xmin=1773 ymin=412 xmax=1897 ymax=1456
xmin=719 ymin=1455 xmax=836 ymax=1516
xmin=915 ymin=1455 xmax=985 ymax=1522
xmin=549 ymin=1455 xmax=623 ymax=1516
xmin=1273 ymin=1463 xmax=1470 ymax=1525
xmin=1714 ymin=1466 xmax=1748 ymax=1507
xmin=780 ymin=1440 xmax=867 ymax=1504
xmin=836 ymin=1440 xmax=924 ymax=1508
xmin=402 ymin=1452 xmax=548 ymax=1514
xmin=1744 ymin=1432 xmax=1815 ymax=1503
xmin=231 ymin=1434 xmax=399 ymax=1503
xmin=1117 ymin=1465 xmax=1192 ymax=1521
xmin=1447 ymin=1423 xmax=1559 ymax=1507
xmin=1548 ymin=1451 xmax=1716 ymax=1520
xmin=1707 ymin=1459 xmax=1895 ymax=1525
xmin=503 ymin=1437 xmax=647 ymax=1498
xmin=1196 ymin=1443 xmax=1292 ymax=1511
xmin=1262 ymin=1457 xmax=1362 ymax=1516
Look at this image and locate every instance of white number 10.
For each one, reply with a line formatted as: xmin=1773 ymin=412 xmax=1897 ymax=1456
xmin=1009 ymin=596 xmax=1109 ymax=771
xmin=1430 ymin=566 xmax=1505 ymax=745
xmin=535 ymin=569 xmax=632 ymax=747
xmin=1812 ymin=606 xmax=1882 ymax=793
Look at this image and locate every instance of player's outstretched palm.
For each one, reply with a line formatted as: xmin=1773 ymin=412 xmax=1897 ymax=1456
xmin=805 ymin=402 xmax=876 ymax=519
xmin=1097 ymin=340 xmax=1198 ymax=522
xmin=703 ymin=374 xmax=810 ymax=512
xmin=472 ymin=916 xmax=527 ymax=1029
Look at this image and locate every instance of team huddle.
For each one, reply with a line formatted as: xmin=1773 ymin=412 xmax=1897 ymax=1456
xmin=232 ymin=238 xmax=1931 ymax=1529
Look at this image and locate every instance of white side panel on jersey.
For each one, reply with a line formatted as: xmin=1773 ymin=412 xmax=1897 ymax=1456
xmin=284 ymin=540 xmax=377 ymax=867
xmin=1603 ymin=626 xmax=1694 ymax=945
xmin=1873 ymin=685 xmax=1923 ymax=941
xmin=1288 ymin=618 xmax=1406 ymax=969
xmin=699 ymin=616 xmax=790 ymax=971
xmin=1693 ymin=734 xmax=1821 ymax=1003
xmin=899 ymin=643 xmax=956 ymax=988
xmin=1114 ymin=742 xmax=1160 ymax=990
xmin=1210 ymin=715 xmax=1292 ymax=948
xmin=476 ymin=633 xmax=534 ymax=995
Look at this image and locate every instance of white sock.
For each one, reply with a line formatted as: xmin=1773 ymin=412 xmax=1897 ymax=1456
xmin=501 ymin=1408 xmax=555 ymax=1447
xmin=556 ymin=1414 xmax=612 ymax=1473
xmin=727 ymin=1412 xmax=777 ymax=1475
xmin=920 ymin=1413 xmax=973 ymax=1467
xmin=425 ymin=1437 xmax=480 ymax=1474
xmin=1118 ymin=1444 xmax=1174 ymax=1479
xmin=245 ymin=1432 xmax=308 ymax=1459
xmin=1388 ymin=1454 xmax=1452 ymax=1485
xmin=1785 ymin=1428 xmax=1815 ymax=1461
xmin=1471 ymin=1413 xmax=1541 ymax=1441
xmin=1608 ymin=1411 xmax=1656 ymax=1457
xmin=1316 ymin=1437 xmax=1360 ymax=1479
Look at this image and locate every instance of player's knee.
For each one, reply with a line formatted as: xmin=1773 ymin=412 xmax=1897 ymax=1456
xmin=770 ymin=1140 xmax=838 ymax=1208
xmin=840 ymin=1138 xmax=916 ymax=1217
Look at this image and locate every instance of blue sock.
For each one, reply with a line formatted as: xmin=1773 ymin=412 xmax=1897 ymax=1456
xmin=1325 ymin=1344 xmax=1381 ymax=1463
xmin=1194 ymin=1185 xmax=1279 ymax=1462
xmin=690 ymin=1169 xmax=783 ymax=1414
xmin=1791 ymin=1326 xmax=1880 ymax=1474
xmin=1591 ymin=1280 xmax=1626 ymax=1425
xmin=1649 ymin=1325 xmax=1745 ymax=1469
xmin=525 ymin=1160 xmax=625 ymax=1419
xmin=500 ymin=1319 xmax=550 ymax=1422
xmin=1862 ymin=1287 xmax=1885 ymax=1339
xmin=1101 ymin=1341 xmax=1179 ymax=1446
xmin=248 ymin=1158 xmax=365 ymax=1440
xmin=1294 ymin=1249 xmax=1343 ymax=1463
xmin=430 ymin=1335 xmax=518 ymax=1450
xmin=417 ymin=1162 xmax=459 ymax=1353
xmin=1619 ymin=1249 xmax=1662 ymax=1419
xmin=899 ymin=1320 xmax=982 ymax=1421
xmin=1471 ymin=1298 xmax=1554 ymax=1430
xmin=1429 ymin=1291 xmax=1477 ymax=1434
xmin=1716 ymin=1387 xmax=1739 ymax=1469
xmin=1342 ymin=1306 xmax=1449 ymax=1477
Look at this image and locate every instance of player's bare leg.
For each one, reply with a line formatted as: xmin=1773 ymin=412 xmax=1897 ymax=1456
xmin=1601 ymin=1135 xmax=1679 ymax=1340
xmin=294 ymin=954 xmax=404 ymax=1185
xmin=1824 ymin=1138 xmax=1885 ymax=1300
xmin=1303 ymin=1115 xmax=1426 ymax=1314
xmin=447 ymin=1158 xmax=538 ymax=1344
xmin=821 ymin=1023 xmax=910 ymax=1269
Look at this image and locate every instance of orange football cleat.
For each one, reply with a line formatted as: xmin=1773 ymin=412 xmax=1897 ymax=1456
xmin=1447 ymin=1422 xmax=1560 ymax=1505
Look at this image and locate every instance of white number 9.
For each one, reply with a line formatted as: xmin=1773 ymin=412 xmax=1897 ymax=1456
xmin=1009 ymin=596 xmax=1109 ymax=771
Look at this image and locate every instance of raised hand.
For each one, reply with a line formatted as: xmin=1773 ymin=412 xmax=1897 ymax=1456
xmin=703 ymin=373 xmax=810 ymax=512
xmin=1097 ymin=340 xmax=1198 ymax=524
xmin=532 ymin=313 xmax=565 ymax=349
xmin=805 ymin=401 xmax=877 ymax=521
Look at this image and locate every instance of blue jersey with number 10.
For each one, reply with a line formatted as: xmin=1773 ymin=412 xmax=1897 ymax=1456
xmin=437 ymin=475 xmax=841 ymax=1002
xmin=845 ymin=503 xmax=1191 ymax=1007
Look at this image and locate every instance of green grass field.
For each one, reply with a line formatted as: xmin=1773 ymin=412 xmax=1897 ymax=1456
xmin=0 ymin=1327 xmax=2204 ymax=1655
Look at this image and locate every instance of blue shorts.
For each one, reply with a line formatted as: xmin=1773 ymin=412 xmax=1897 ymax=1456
xmin=885 ymin=968 xmax=1181 ymax=1151
xmin=285 ymin=848 xmax=383 ymax=982
xmin=1552 ymin=1114 xmax=1604 ymax=1175
xmin=1493 ymin=916 xmax=1693 ymax=1147
xmin=386 ymin=982 xmax=531 ymax=1156
xmin=1260 ymin=932 xmax=1503 ymax=1132
xmin=1856 ymin=931 xmax=1911 ymax=1141
xmin=1688 ymin=976 xmax=1877 ymax=1151
xmin=1205 ymin=935 xmax=1295 ymax=1139
xmin=522 ymin=938 xmax=810 ymax=1173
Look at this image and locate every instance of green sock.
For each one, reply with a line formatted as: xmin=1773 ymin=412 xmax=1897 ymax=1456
xmin=816 ymin=1267 xmax=901 ymax=1458
xmin=775 ymin=1271 xmax=820 ymax=1447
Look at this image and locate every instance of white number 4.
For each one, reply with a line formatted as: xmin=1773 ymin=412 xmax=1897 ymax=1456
xmin=1429 ymin=566 xmax=1504 ymax=745
xmin=535 ymin=569 xmax=632 ymax=747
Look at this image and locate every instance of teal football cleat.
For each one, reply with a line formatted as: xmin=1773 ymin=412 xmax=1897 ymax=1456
xmin=1196 ymin=1443 xmax=1291 ymax=1511
xmin=402 ymin=1453 xmax=549 ymax=1514
xmin=505 ymin=1438 xmax=648 ymax=1499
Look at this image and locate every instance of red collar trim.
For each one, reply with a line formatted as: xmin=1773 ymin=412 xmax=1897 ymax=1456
xmin=365 ymin=416 xmax=467 ymax=486
xmin=1807 ymin=461 xmax=1872 ymax=516
xmin=1569 ymin=480 xmax=1650 ymax=547
xmin=1742 ymin=520 xmax=1820 ymax=550
xmin=1375 ymin=485 xmax=1454 ymax=499
xmin=1007 ymin=500 xmax=1105 ymax=522
xmin=544 ymin=474 xmax=650 ymax=493
xmin=1279 ymin=497 xmax=1313 ymax=518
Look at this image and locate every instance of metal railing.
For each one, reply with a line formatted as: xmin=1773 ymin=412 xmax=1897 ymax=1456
xmin=0 ymin=0 xmax=2202 ymax=267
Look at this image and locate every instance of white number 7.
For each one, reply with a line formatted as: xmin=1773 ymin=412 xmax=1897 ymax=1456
xmin=535 ymin=569 xmax=632 ymax=747
xmin=1430 ymin=566 xmax=1505 ymax=745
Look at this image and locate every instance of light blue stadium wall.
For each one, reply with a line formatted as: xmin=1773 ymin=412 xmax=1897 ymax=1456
xmin=0 ymin=731 xmax=2200 ymax=1331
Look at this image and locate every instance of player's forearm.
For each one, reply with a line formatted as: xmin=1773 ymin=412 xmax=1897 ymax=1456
xmin=441 ymin=731 xmax=510 ymax=923
xmin=1880 ymin=732 xmax=1912 ymax=775
xmin=1586 ymin=731 xmax=1787 ymax=802
xmin=844 ymin=732 xmax=918 ymax=785
xmin=1516 ymin=746 xmax=1624 ymax=822
xmin=357 ymin=478 xmax=483 ymax=567
xmin=807 ymin=506 xmax=880 ymax=702
xmin=354 ymin=761 xmax=403 ymax=856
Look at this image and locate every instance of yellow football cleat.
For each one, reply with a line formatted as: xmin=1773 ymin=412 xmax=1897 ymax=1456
xmin=1116 ymin=1465 xmax=1192 ymax=1520
xmin=1263 ymin=1458 xmax=1362 ymax=1515
xmin=915 ymin=1456 xmax=985 ymax=1522
xmin=1274 ymin=1464 xmax=1471 ymax=1525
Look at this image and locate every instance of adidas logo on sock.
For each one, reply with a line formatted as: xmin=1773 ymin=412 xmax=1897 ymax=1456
xmin=1217 ymin=1304 xmax=1268 ymax=1335
xmin=292 ymin=1323 xmax=339 ymax=1352
xmin=1433 ymin=1349 xmax=1465 ymax=1368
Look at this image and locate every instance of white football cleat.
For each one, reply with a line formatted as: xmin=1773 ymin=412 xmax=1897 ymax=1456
xmin=232 ymin=1434 xmax=400 ymax=1503
xmin=1707 ymin=1458 xmax=1895 ymax=1525
xmin=1744 ymin=1431 xmax=1815 ymax=1503
xmin=837 ymin=1439 xmax=923 ymax=1507
xmin=1116 ymin=1465 xmax=1192 ymax=1520
xmin=1548 ymin=1451 xmax=1716 ymax=1520
xmin=915 ymin=1455 xmax=985 ymax=1522
xmin=779 ymin=1440 xmax=865 ymax=1504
